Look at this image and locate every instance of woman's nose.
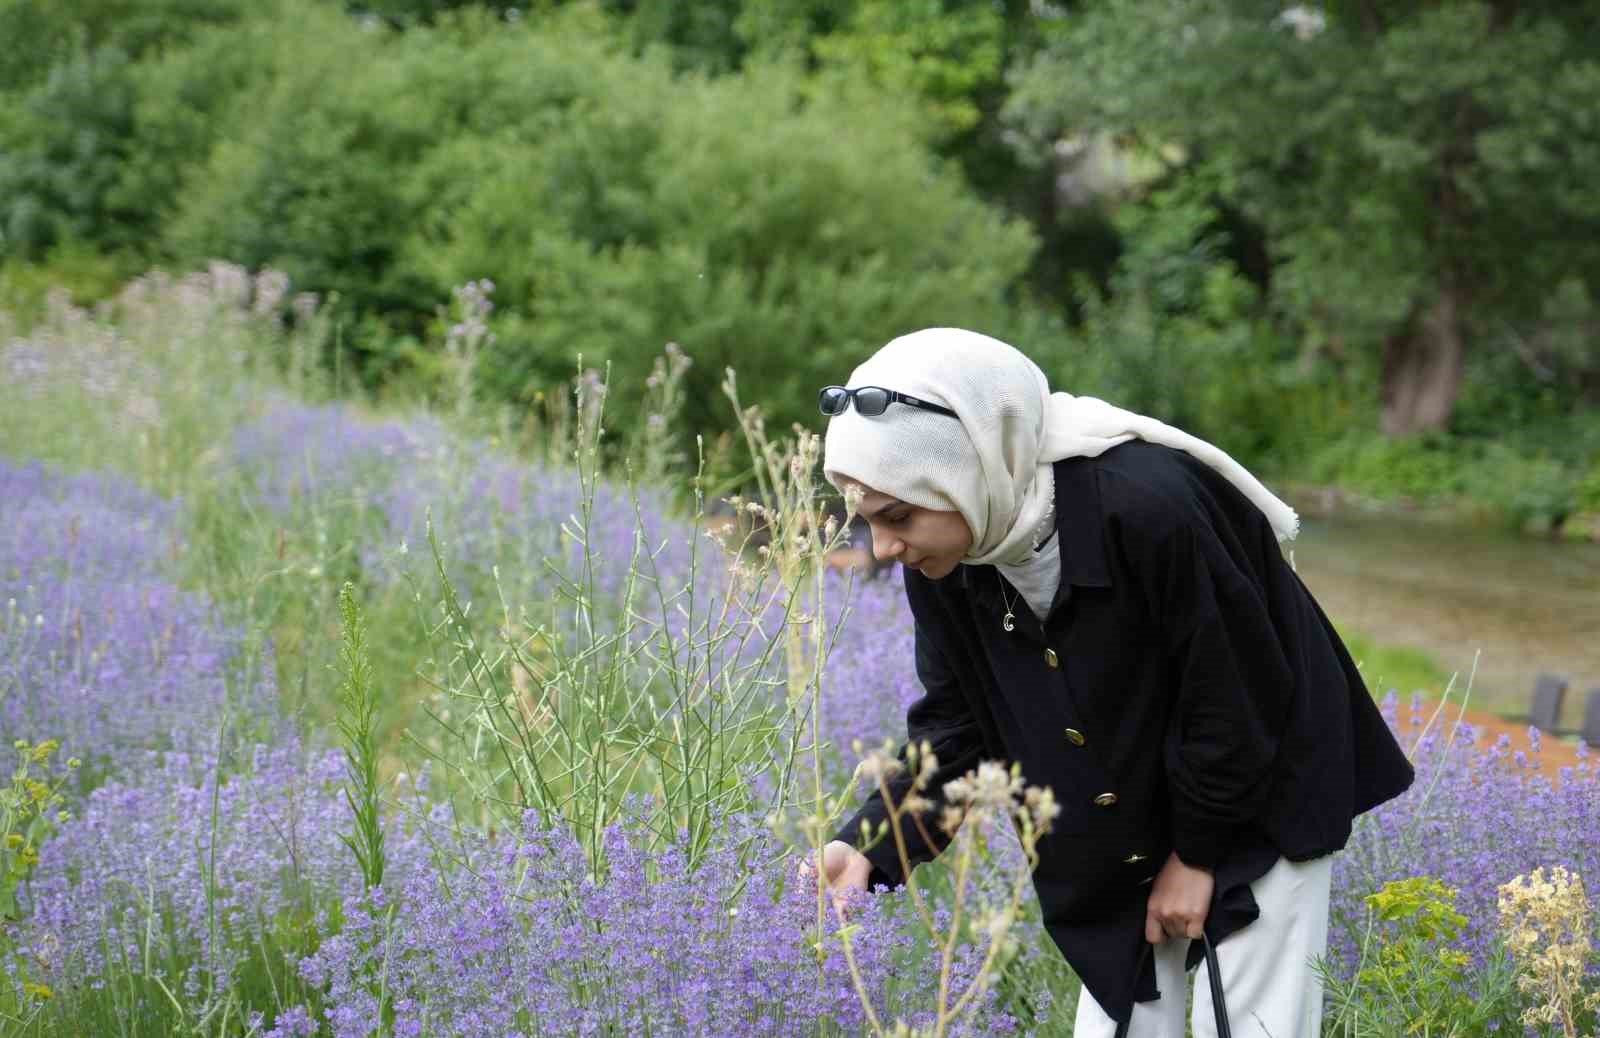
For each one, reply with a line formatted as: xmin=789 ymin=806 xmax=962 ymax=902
xmin=870 ymin=527 xmax=902 ymax=562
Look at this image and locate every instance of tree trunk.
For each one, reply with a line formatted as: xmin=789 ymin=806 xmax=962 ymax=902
xmin=1379 ymin=285 xmax=1466 ymax=437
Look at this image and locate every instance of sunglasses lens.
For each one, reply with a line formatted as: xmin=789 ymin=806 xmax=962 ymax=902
xmin=819 ymin=387 xmax=849 ymax=415
xmin=855 ymin=387 xmax=890 ymax=416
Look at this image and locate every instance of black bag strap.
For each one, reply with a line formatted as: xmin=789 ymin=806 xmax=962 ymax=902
xmin=1113 ymin=933 xmax=1231 ymax=1038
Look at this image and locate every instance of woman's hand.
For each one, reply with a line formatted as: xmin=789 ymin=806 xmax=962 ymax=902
xmin=797 ymin=840 xmax=871 ymax=900
xmin=1144 ymin=850 xmax=1214 ymax=944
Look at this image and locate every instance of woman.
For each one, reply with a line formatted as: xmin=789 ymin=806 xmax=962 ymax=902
xmin=811 ymin=328 xmax=1413 ymax=1035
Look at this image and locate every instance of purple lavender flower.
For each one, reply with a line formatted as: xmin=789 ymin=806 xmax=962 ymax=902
xmin=24 ymin=737 xmax=351 ymax=1008
xmin=1326 ymin=690 xmax=1600 ymax=979
xmin=0 ymin=461 xmax=277 ymax=783
xmin=15 ymin=334 xmax=1597 ymax=1032
xmin=284 ymin=799 xmax=1023 ymax=1037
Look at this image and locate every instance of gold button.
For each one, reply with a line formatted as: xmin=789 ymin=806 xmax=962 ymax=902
xmin=1063 ymin=728 xmax=1086 ymax=747
xmin=1094 ymin=792 xmax=1118 ymax=808
xmin=1123 ymin=853 xmax=1147 ymax=864
xmin=1044 ymin=648 xmax=1059 ymax=668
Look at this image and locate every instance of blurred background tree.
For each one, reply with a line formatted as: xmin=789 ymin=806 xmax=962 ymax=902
xmin=1 ymin=0 xmax=1596 ymax=524
xmin=1008 ymin=0 xmax=1600 ymax=437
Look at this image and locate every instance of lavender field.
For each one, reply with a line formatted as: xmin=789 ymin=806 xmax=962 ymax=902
xmin=2 ymin=267 xmax=1598 ymax=1035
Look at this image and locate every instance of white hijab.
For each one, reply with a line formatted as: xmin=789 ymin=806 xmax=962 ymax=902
xmin=822 ymin=328 xmax=1299 ymax=575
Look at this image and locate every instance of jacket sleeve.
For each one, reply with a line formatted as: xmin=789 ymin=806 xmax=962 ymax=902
xmin=831 ymin=576 xmax=988 ymax=890
xmin=1136 ymin=517 xmax=1296 ymax=869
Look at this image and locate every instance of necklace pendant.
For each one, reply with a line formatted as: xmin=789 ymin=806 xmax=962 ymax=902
xmin=1002 ymin=611 xmax=1015 ymax=632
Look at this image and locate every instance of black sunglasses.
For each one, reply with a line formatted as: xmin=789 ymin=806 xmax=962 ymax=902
xmin=818 ymin=385 xmax=958 ymax=420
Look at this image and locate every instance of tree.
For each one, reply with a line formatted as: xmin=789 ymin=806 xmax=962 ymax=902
xmin=0 ymin=0 xmax=320 ymax=261
xmin=0 ymin=0 xmax=250 ymax=93
xmin=1008 ymin=0 xmax=1600 ymax=435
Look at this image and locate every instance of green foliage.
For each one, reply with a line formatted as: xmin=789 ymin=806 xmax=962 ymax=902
xmin=810 ymin=0 xmax=1006 ymax=139
xmin=0 ymin=240 xmax=139 ymax=321
xmin=1009 ymin=0 xmax=1600 ymax=431
xmin=1460 ymin=444 xmax=1580 ymax=532
xmin=1062 ymin=182 xmax=1347 ymax=469
xmin=0 ymin=0 xmax=73 ymax=94
xmin=611 ymin=0 xmax=750 ymax=71
xmin=114 ymin=5 xmax=310 ymax=246
xmin=1324 ymin=875 xmax=1520 ymax=1034
xmin=1303 ymin=432 xmax=1467 ymax=504
xmin=335 ymin=583 xmax=386 ymax=893
xmin=163 ymin=8 xmax=1038 ymax=439
xmin=0 ymin=0 xmax=250 ymax=93
xmin=1335 ymin=629 xmax=1453 ymax=703
xmin=332 ymin=582 xmax=394 ymax=1030
xmin=0 ymin=740 xmax=73 ymax=924
xmin=164 ymin=9 xmax=434 ymax=342
xmin=453 ymin=55 xmax=1036 ymax=447
xmin=350 ymin=0 xmax=523 ymax=25
xmin=3 ymin=0 xmax=1595 ymax=526
xmin=1303 ymin=412 xmax=1600 ymax=531
xmin=0 ymin=739 xmax=75 ymax=1014
xmin=0 ymin=46 xmax=140 ymax=258
xmin=0 ymin=0 xmax=291 ymax=261
xmin=1577 ymin=457 xmax=1600 ymax=514
xmin=1367 ymin=876 xmax=1468 ymax=940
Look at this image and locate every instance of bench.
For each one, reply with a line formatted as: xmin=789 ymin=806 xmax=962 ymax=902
xmin=1529 ymin=673 xmax=1568 ymax=734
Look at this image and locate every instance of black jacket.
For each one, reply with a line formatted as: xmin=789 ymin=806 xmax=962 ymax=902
xmin=834 ymin=441 xmax=1414 ymax=1022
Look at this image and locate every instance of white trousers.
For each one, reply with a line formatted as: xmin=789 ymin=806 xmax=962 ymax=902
xmin=1072 ymin=854 xmax=1334 ymax=1038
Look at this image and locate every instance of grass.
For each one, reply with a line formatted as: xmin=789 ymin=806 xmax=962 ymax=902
xmin=1337 ymin=628 xmax=1455 ymax=708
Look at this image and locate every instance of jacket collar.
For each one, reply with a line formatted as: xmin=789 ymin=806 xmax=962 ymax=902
xmin=957 ymin=455 xmax=1112 ymax=609
xmin=1051 ymin=454 xmax=1113 ymax=590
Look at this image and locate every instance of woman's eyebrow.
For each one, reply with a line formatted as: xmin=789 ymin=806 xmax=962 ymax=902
xmin=859 ymin=498 xmax=907 ymax=519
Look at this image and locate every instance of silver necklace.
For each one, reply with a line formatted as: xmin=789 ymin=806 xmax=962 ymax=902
xmin=999 ymin=488 xmax=1055 ymax=633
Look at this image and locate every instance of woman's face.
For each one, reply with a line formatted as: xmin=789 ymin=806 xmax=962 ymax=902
xmin=849 ymin=483 xmax=974 ymax=580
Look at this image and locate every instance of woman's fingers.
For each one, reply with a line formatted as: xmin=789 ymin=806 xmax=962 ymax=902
xmin=821 ymin=840 xmax=871 ymax=894
xmin=1144 ymin=850 xmax=1214 ymax=944
xmin=1145 ymin=906 xmax=1206 ymax=944
xmin=793 ymin=843 xmax=871 ymax=923
xmin=796 ymin=842 xmax=871 ymax=897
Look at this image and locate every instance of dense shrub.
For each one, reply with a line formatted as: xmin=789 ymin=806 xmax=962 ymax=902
xmin=0 ymin=0 xmax=312 ymax=262
xmin=1301 ymin=413 xmax=1600 ymax=531
xmin=164 ymin=9 xmax=439 ymax=336
xmin=164 ymin=8 xmax=1041 ymax=440
xmin=1057 ymin=183 xmax=1357 ymax=471
xmin=0 ymin=0 xmax=251 ymax=93
xmin=0 ymin=47 xmax=141 ymax=257
xmin=442 ymin=58 xmax=1040 ymax=443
